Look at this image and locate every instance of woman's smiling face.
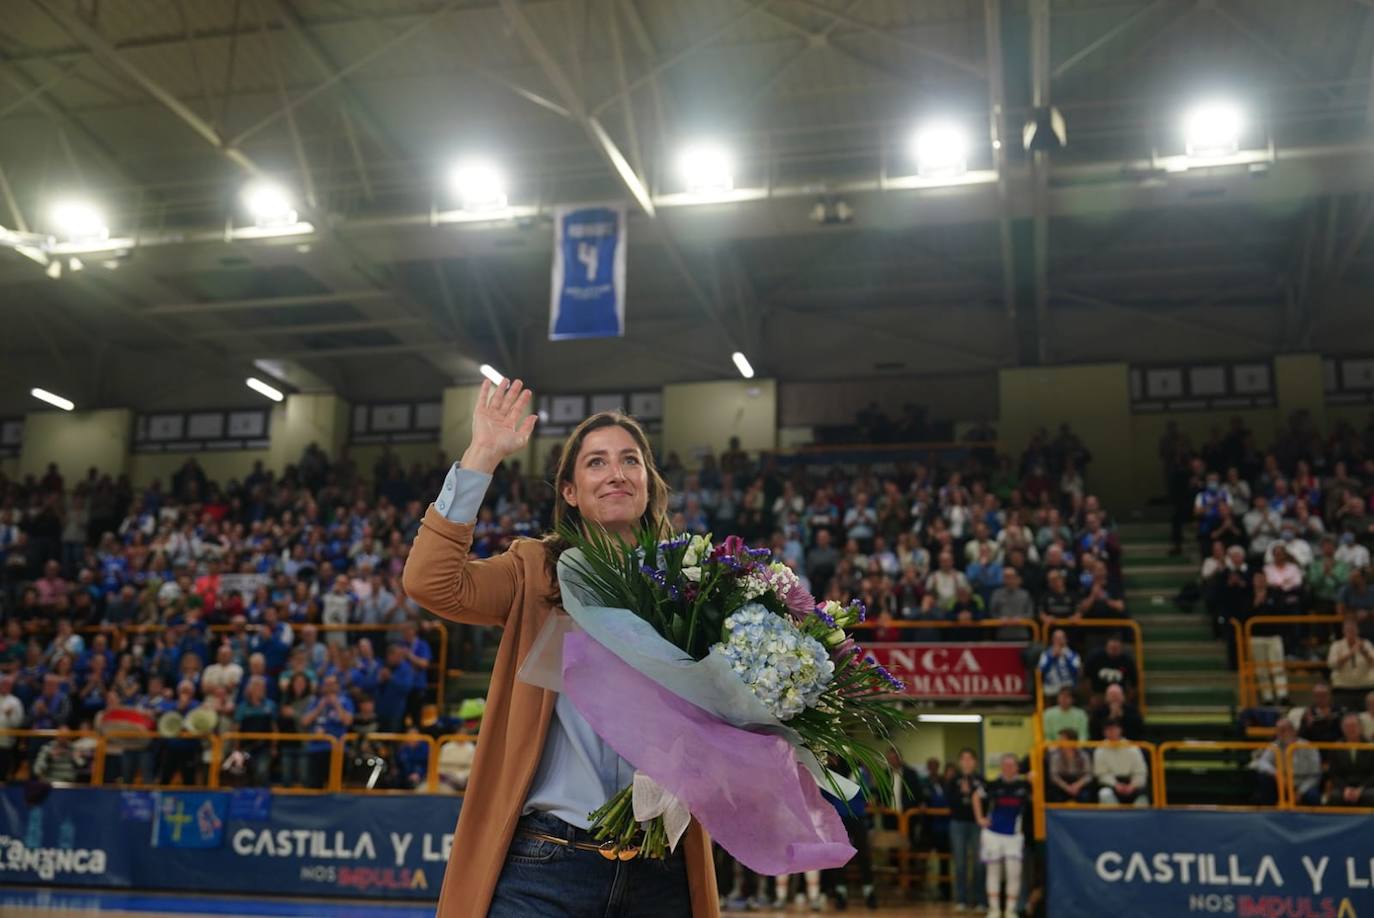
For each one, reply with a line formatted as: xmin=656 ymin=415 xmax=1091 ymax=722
xmin=561 ymin=425 xmax=650 ymax=536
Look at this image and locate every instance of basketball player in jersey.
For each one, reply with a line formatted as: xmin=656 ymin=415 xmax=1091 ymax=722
xmin=972 ymin=753 xmax=1030 ymax=918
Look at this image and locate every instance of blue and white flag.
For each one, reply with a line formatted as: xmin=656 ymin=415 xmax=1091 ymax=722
xmin=151 ymin=792 xmax=226 ymax=849
xmin=549 ymin=206 xmax=626 ymax=340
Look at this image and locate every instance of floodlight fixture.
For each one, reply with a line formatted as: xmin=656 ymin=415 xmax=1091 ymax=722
xmin=678 ymin=143 xmax=734 ymax=195
xmin=449 ymin=159 xmax=508 ymax=211
xmin=1183 ymin=100 xmax=1243 ymax=158
xmin=911 ymin=122 xmax=969 ymax=177
xmin=50 ymin=200 xmax=108 ymax=242
xmin=242 ymin=181 xmax=298 ymax=227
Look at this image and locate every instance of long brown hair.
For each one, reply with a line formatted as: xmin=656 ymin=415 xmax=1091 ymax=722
xmin=542 ymin=411 xmax=671 ymax=574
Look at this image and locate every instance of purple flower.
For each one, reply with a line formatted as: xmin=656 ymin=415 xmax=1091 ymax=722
xmin=872 ymin=663 xmax=905 ymax=692
xmin=781 ymin=580 xmax=817 ymax=618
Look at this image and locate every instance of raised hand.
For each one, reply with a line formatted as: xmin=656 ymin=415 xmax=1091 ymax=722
xmin=461 ymin=378 xmax=538 ymax=474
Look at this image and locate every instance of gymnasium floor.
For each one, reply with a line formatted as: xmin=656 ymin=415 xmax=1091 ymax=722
xmin=2 ymin=887 xmax=985 ymax=917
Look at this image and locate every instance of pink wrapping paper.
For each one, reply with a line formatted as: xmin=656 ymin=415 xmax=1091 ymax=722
xmin=561 ymin=630 xmax=856 ymax=874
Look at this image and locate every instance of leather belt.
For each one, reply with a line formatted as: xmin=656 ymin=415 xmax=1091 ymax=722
xmin=515 ymin=828 xmax=641 ymax=861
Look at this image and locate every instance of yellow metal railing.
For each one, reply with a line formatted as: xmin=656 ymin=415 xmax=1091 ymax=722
xmin=1286 ymin=742 xmax=1374 ymax=813
xmin=0 ymin=729 xmax=484 ymax=795
xmin=849 ymin=618 xmax=1040 ymax=639
xmin=1156 ymin=740 xmax=1284 ymax=809
xmin=1032 ymin=739 xmax=1160 ymax=840
xmin=1050 ymin=618 xmax=1148 ymax=714
xmin=1027 ymin=738 xmax=1374 ymax=839
xmin=1238 ymin=614 xmax=1343 ymax=735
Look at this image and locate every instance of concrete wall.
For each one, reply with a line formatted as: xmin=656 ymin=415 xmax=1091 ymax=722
xmin=778 ymin=372 xmax=998 ymax=427
xmin=268 ymin=395 xmax=347 ymax=472
xmin=662 ymin=378 xmax=777 ymax=465
xmin=1326 ymin=403 xmax=1374 ymax=433
xmin=999 ymin=364 xmax=1134 ymax=509
xmin=892 ymin=721 xmax=982 ymax=770
xmin=128 ymin=450 xmax=272 ymax=490
xmin=1128 ymin=407 xmax=1280 ymax=503
xmin=1275 ymin=353 xmax=1326 ymax=433
xmin=346 ymin=442 xmax=444 ymax=481
xmin=19 ymin=409 xmax=133 ymax=482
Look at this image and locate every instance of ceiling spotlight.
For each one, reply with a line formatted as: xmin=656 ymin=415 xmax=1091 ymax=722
xmin=911 ymin=123 xmax=969 ymax=178
xmin=479 ymin=364 xmax=505 ymax=385
xmin=809 ymin=197 xmax=854 ymax=225
xmin=31 ymin=387 xmax=75 ymax=411
xmin=50 ymin=200 xmax=108 ymax=242
xmin=916 ymin=713 xmax=983 ymax=724
xmin=246 ymin=377 xmax=284 ymax=402
xmin=731 ymin=351 xmax=755 ymax=379
xmin=1183 ymin=100 xmax=1243 ymax=158
xmin=449 ymin=160 xmax=508 ymax=211
xmin=243 ymin=181 xmax=298 ymax=227
xmin=678 ymin=143 xmax=734 ymax=195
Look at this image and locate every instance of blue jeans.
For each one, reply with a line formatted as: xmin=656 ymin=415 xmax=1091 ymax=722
xmin=949 ymin=819 xmax=986 ymax=907
xmin=488 ymin=812 xmax=691 ymax=918
xmin=279 ymin=748 xmax=308 ymax=787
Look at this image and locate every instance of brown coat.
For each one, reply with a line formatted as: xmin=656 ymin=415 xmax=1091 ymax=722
xmin=403 ymin=507 xmax=720 ymax=917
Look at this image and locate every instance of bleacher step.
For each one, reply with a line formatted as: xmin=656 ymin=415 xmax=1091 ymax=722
xmin=1125 ymin=571 xmax=1196 ymax=590
xmin=1149 ymin=672 xmax=1235 ymax=688
xmin=1122 ymin=554 xmax=1196 ymax=570
xmin=1116 ymin=522 xmax=1174 ymax=541
xmin=1144 ymin=654 xmax=1228 ymax=672
xmin=1145 ymin=684 xmax=1236 ymax=706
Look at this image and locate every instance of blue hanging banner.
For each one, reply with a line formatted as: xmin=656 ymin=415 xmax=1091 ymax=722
xmin=549 ymin=205 xmax=626 ymax=341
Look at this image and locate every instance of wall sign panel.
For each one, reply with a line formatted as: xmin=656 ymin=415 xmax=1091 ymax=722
xmin=1130 ymin=362 xmax=1275 ymax=412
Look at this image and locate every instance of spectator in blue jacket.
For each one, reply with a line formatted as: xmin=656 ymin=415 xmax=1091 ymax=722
xmin=1037 ymin=628 xmax=1082 ymax=696
xmin=374 ymin=643 xmax=415 ymax=733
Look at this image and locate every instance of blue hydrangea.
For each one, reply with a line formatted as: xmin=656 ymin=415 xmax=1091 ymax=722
xmin=710 ymin=603 xmax=835 ymax=721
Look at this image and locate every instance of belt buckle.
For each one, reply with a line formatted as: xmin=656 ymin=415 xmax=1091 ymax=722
xmin=597 ymin=840 xmax=639 ymax=861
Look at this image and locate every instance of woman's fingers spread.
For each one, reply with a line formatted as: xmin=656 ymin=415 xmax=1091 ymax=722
xmin=501 ymin=378 xmax=524 ymax=415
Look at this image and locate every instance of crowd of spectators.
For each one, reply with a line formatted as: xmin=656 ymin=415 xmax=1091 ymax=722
xmin=0 ymin=447 xmax=488 ymax=789
xmin=651 ymin=427 xmax=1126 ymax=651
xmin=1176 ymin=412 xmax=1374 ymax=704
xmin=0 ymin=422 xmax=1134 ymax=793
xmin=1166 ymin=410 xmax=1374 ymax=805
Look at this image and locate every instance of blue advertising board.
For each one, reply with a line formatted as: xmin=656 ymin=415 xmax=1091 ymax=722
xmin=1048 ymin=809 xmax=1374 ymax=918
xmin=0 ymin=786 xmax=460 ymax=900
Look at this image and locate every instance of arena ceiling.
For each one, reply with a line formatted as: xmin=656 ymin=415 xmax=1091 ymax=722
xmin=2 ymin=0 xmax=1374 ymax=414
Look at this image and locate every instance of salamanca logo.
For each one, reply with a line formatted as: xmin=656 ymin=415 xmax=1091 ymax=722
xmin=1096 ymin=852 xmax=1284 ymax=887
xmin=0 ymin=835 xmax=108 ymax=881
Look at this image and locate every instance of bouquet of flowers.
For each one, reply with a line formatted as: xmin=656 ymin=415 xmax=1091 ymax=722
xmin=546 ymin=525 xmax=912 ymax=869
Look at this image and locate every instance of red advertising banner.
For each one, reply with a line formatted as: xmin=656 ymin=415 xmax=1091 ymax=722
xmin=866 ymin=643 xmax=1029 ymax=699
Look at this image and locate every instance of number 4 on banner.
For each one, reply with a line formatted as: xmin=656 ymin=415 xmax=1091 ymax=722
xmin=549 ymin=206 xmax=626 ymax=341
xmin=577 ymin=242 xmax=600 ymax=282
